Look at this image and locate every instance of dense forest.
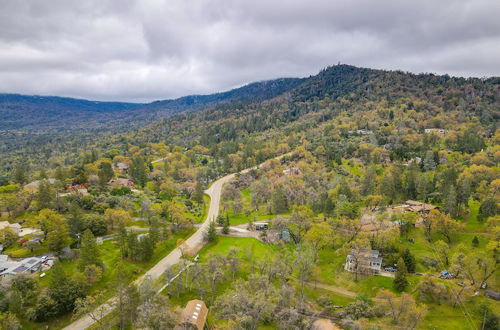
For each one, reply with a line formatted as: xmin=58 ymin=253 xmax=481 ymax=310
xmin=0 ymin=64 xmax=498 ymax=329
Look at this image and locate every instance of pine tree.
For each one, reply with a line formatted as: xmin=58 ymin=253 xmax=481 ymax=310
xmin=472 ymin=236 xmax=479 ymax=247
xmin=394 ymin=257 xmax=408 ymax=292
xmin=222 ymin=216 xmax=230 ymax=234
xmin=194 ymin=181 xmax=204 ymax=204
xmin=98 ymin=161 xmax=114 ymax=186
xmin=423 ymin=150 xmax=436 ymax=172
xmin=14 ymin=164 xmax=29 ymax=185
xmin=129 ymin=157 xmax=148 ymax=187
xmin=206 ymin=220 xmax=217 ymax=242
xmin=139 ymin=236 xmax=154 ymax=262
xmin=79 ymin=229 xmax=101 ymax=271
xmin=401 ymin=248 xmax=416 ymax=273
xmin=444 ymin=185 xmax=457 ymax=217
xmin=37 ymin=179 xmax=55 ymax=209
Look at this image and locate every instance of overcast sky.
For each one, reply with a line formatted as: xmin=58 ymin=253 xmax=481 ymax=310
xmin=0 ymin=0 xmax=499 ymax=102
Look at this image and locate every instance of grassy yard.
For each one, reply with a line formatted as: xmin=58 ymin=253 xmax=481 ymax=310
xmin=4 ymin=243 xmax=50 ymax=258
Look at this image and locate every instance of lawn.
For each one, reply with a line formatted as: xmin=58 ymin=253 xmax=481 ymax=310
xmin=199 ymin=236 xmax=279 ymax=260
xmin=4 ymin=243 xmax=50 ymax=258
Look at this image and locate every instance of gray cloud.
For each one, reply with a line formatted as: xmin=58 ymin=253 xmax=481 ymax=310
xmin=0 ymin=0 xmax=499 ymax=102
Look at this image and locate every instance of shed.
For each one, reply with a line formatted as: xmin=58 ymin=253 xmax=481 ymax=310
xmin=178 ymin=299 xmax=208 ymax=330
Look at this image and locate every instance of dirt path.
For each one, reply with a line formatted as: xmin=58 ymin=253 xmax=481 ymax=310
xmin=306 ymin=282 xmax=383 ymax=302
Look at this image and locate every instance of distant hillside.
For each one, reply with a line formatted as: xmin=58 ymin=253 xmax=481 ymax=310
xmin=0 ymin=94 xmax=144 ymax=130
xmin=0 ymin=78 xmax=304 ymax=132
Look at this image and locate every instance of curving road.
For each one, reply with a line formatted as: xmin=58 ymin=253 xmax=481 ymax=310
xmin=63 ymin=160 xmax=267 ymax=329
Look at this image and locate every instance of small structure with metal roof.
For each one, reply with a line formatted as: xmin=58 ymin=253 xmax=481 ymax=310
xmin=177 ymin=299 xmax=208 ymax=330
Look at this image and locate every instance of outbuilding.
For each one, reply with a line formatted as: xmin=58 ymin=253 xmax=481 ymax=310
xmin=178 ymin=299 xmax=208 ymax=330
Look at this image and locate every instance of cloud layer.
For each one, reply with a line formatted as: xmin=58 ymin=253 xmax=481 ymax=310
xmin=1 ymin=0 xmax=499 ymax=102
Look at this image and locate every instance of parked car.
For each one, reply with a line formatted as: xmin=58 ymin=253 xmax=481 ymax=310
xmin=415 ymin=272 xmax=424 ymax=276
xmin=384 ymin=267 xmax=397 ymax=272
xmin=438 ymin=270 xmax=456 ymax=279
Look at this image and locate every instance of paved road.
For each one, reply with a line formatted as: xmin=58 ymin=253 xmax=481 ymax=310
xmin=63 ymin=159 xmax=270 ymax=329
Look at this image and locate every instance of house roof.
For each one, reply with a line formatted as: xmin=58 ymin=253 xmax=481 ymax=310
xmin=179 ymin=299 xmax=208 ymax=330
xmin=0 ymin=257 xmax=42 ymax=276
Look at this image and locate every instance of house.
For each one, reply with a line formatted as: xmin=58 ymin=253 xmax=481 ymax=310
xmin=0 ymin=256 xmax=44 ymax=279
xmin=109 ymin=178 xmax=134 ymax=189
xmin=404 ymin=200 xmax=438 ymax=214
xmin=424 ymin=128 xmax=447 ymax=134
xmin=344 ymin=249 xmax=383 ymax=275
xmin=485 ymin=290 xmax=500 ymax=301
xmin=177 ymin=299 xmax=208 ymax=330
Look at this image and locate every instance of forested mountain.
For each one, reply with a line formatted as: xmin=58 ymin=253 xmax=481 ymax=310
xmin=0 ymin=64 xmax=498 ymax=329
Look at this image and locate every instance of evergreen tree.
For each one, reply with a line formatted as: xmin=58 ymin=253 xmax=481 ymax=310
xmin=14 ymin=164 xmax=29 ymax=185
xmin=37 ymin=179 xmax=55 ymax=209
xmin=401 ymin=248 xmax=416 ymax=273
xmin=139 ymin=236 xmax=154 ymax=262
xmin=47 ymin=262 xmax=88 ymax=315
xmin=361 ymin=165 xmax=377 ymax=196
xmin=472 ymin=236 xmax=479 ymax=247
xmin=74 ymin=164 xmax=88 ymax=184
xmin=206 ymin=220 xmax=217 ymax=242
xmin=98 ymin=161 xmax=114 ymax=186
xmin=119 ymin=225 xmax=129 ymax=259
xmin=394 ymin=257 xmax=408 ymax=292
xmin=149 ymin=219 xmax=160 ymax=245
xmin=403 ymin=163 xmax=419 ymax=200
xmin=222 ymin=216 xmax=230 ymax=234
xmin=129 ymin=157 xmax=148 ymax=187
xmin=78 ymin=229 xmax=101 ymax=271
xmin=444 ymin=185 xmax=457 ymax=217
xmin=193 ymin=181 xmax=204 ymax=204
xmin=423 ymin=150 xmax=436 ymax=172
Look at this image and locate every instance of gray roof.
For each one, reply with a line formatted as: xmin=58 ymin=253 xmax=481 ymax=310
xmin=0 ymin=257 xmax=43 ymax=276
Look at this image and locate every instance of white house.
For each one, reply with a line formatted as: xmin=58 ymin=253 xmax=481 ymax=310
xmin=345 ymin=249 xmax=382 ymax=275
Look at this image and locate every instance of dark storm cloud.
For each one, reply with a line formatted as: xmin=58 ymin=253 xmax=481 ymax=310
xmin=0 ymin=0 xmax=499 ymax=102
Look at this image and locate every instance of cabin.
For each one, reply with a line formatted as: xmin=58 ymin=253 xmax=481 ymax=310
xmin=254 ymin=222 xmax=269 ymax=231
xmin=177 ymin=299 xmax=208 ymax=330
xmin=345 ymin=249 xmax=382 ymax=275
